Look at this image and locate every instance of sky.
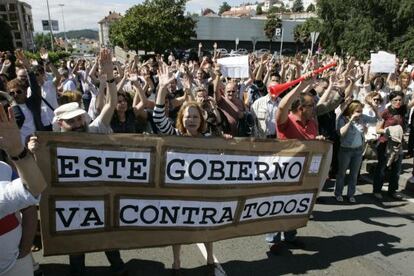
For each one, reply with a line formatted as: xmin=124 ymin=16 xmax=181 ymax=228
xmin=24 ymin=0 xmax=248 ymax=32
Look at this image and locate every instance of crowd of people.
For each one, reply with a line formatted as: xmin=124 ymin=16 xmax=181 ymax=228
xmin=1 ymin=45 xmax=413 ymax=276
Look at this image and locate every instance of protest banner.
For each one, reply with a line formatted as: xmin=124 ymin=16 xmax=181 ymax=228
xmin=370 ymin=51 xmax=396 ymax=73
xmin=217 ymin=55 xmax=249 ymax=78
xmin=35 ymin=132 xmax=332 ymax=256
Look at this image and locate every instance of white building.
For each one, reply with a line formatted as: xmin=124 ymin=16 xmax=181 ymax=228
xmin=0 ymin=0 xmax=34 ymax=50
xmin=98 ymin=11 xmax=121 ymax=47
xmin=71 ymin=38 xmax=99 ymax=55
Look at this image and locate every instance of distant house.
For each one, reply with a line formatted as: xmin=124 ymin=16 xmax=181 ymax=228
xmin=98 ymin=11 xmax=122 ymax=47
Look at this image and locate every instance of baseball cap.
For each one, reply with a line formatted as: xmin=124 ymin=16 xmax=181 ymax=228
xmin=53 ymin=102 xmax=91 ymax=123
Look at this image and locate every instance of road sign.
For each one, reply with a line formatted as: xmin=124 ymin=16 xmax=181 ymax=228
xmin=42 ymin=20 xmax=59 ymax=31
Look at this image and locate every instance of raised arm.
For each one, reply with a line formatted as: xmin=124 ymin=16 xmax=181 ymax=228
xmin=0 ymin=104 xmax=46 ymax=196
xmin=95 ymin=49 xmax=117 ymax=126
xmin=276 ymin=77 xmax=311 ymax=125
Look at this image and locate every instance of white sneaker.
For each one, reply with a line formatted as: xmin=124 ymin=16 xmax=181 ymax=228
xmin=408 ymin=176 xmax=414 ymax=184
xmin=335 ymin=195 xmax=344 ymax=202
xmin=349 ymin=196 xmax=356 ymax=203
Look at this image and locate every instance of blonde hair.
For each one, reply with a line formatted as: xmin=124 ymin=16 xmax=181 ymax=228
xmin=59 ymin=90 xmax=82 ymax=105
xmin=176 ymin=101 xmax=206 ymax=135
xmin=343 ymin=100 xmax=363 ymax=118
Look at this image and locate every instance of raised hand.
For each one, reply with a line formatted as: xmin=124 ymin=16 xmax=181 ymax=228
xmin=15 ymin=49 xmax=30 ymax=69
xmin=99 ymin=48 xmax=113 ymax=78
xmin=0 ymin=104 xmax=24 ymax=157
xmin=40 ymin=48 xmax=49 ymax=61
xmin=157 ymin=63 xmax=175 ymax=90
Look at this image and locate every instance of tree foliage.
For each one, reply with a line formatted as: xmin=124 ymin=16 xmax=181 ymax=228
xmin=292 ymin=0 xmax=304 ymax=13
xmin=264 ymin=13 xmax=282 ymax=41
xmin=317 ymin=0 xmax=414 ymax=59
xmin=110 ymin=0 xmax=196 ymax=53
xmin=294 ymin=17 xmax=322 ymax=48
xmin=0 ymin=19 xmax=14 ymax=51
xmin=218 ymin=2 xmax=231 ymax=15
xmin=306 ymin=3 xmax=316 ymax=13
xmin=256 ymin=4 xmax=263 ymax=15
xmin=34 ymin=33 xmax=52 ymax=50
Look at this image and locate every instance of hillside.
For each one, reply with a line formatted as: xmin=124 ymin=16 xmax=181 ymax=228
xmin=55 ymin=29 xmax=99 ymax=40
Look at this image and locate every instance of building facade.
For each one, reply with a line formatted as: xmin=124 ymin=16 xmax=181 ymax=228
xmin=0 ymin=0 xmax=34 ymax=50
xmin=98 ymin=11 xmax=121 ymax=47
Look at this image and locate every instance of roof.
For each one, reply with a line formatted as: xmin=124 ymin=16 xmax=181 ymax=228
xmin=98 ymin=11 xmax=122 ymax=24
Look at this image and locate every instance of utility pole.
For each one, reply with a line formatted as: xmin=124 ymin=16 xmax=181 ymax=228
xmin=46 ymin=0 xmax=54 ymax=51
xmin=59 ymin=4 xmax=68 ymax=52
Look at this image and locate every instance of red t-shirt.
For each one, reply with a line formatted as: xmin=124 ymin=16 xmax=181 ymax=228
xmin=277 ymin=113 xmax=318 ymax=140
xmin=379 ymin=106 xmax=407 ymax=143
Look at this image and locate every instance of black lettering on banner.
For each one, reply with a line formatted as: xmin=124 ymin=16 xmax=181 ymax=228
xmin=283 ymin=199 xmax=297 ymax=214
xmin=140 ymin=205 xmax=159 ymax=224
xmin=160 ymin=206 xmax=179 ymax=224
xmin=105 ymin=158 xmax=126 ymax=179
xmin=254 ymin=161 xmax=270 ymax=180
xmin=207 ymin=160 xmax=225 ymax=180
xmin=55 ymin=207 xmax=79 ymax=227
xmin=57 ymin=156 xmax=80 ymax=178
xmin=241 ymin=202 xmax=258 ymax=219
xmin=181 ymin=207 xmax=200 ymax=224
xmin=200 ymin=207 xmax=217 ymax=224
xmin=218 ymin=207 xmax=234 ymax=223
xmin=272 ymin=162 xmax=289 ymax=180
xmin=166 ymin=159 xmax=185 ymax=180
xmin=270 ymin=200 xmax=284 ymax=215
xmin=257 ymin=201 xmax=271 ymax=217
xmin=80 ymin=207 xmax=104 ymax=226
xmin=224 ymin=161 xmax=238 ymax=181
xmin=120 ymin=205 xmax=138 ymax=224
xmin=84 ymin=157 xmax=102 ymax=177
xmin=127 ymin=158 xmax=147 ymax=180
xmin=188 ymin=159 xmax=207 ymax=180
xmin=297 ymin=198 xmax=310 ymax=213
xmin=288 ymin=161 xmax=302 ymax=179
xmin=238 ymin=161 xmax=253 ymax=181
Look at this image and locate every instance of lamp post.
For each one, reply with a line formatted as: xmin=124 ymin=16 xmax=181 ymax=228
xmin=58 ymin=4 xmax=68 ymax=52
xmin=46 ymin=0 xmax=54 ymax=51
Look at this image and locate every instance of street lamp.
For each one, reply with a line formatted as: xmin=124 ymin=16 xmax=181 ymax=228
xmin=45 ymin=0 xmax=54 ymax=51
xmin=58 ymin=4 xmax=68 ymax=52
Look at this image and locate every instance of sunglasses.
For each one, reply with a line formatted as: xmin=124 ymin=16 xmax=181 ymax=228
xmin=373 ymin=98 xmax=381 ymax=102
xmin=9 ymin=90 xmax=24 ymax=97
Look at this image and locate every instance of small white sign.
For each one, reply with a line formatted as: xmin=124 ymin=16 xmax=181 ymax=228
xmin=308 ymin=155 xmax=322 ymax=174
xmin=217 ymin=55 xmax=250 ymax=78
xmin=240 ymin=193 xmax=314 ymax=221
xmin=55 ymin=200 xmax=105 ymax=232
xmin=371 ymin=51 xmax=396 ymax=73
xmin=119 ymin=199 xmax=238 ymax=227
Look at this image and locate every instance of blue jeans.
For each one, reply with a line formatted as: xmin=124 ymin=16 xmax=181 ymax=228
xmin=373 ymin=142 xmax=403 ymax=194
xmin=335 ymin=146 xmax=363 ymax=197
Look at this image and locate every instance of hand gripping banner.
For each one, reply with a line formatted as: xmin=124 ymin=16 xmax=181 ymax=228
xmin=35 ymin=132 xmax=332 ymax=256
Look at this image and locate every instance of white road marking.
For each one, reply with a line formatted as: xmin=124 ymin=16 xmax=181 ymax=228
xmin=407 ymin=198 xmax=414 ymax=204
xmin=196 ymin=243 xmax=227 ymax=276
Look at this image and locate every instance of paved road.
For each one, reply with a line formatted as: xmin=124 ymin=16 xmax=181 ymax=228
xmin=34 ymin=158 xmax=414 ymax=276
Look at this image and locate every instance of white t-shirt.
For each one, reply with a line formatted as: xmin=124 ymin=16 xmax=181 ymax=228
xmin=0 ymin=162 xmax=39 ymax=275
xmin=27 ymin=80 xmax=59 ymax=127
xmin=62 ymin=78 xmax=77 ymax=92
xmin=17 ymin=103 xmax=36 ymax=145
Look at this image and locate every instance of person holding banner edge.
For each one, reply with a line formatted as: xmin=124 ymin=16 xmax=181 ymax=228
xmin=27 ymin=48 xmax=128 ymax=276
xmin=0 ymin=102 xmax=47 ymax=276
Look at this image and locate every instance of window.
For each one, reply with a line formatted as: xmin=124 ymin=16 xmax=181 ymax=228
xmin=9 ymin=12 xmax=17 ymax=21
xmin=14 ymin=32 xmax=21 ymax=39
xmin=0 ymin=4 xmax=6 ymax=11
xmin=8 ymin=3 xmax=16 ymax=11
xmin=16 ymin=41 xmax=22 ymax=48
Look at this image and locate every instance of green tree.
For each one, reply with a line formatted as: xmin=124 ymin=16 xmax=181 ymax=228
xmin=306 ymin=3 xmax=316 ymax=13
xmin=256 ymin=4 xmax=263 ymax=15
xmin=292 ymin=0 xmax=304 ymax=12
xmin=218 ymin=2 xmax=231 ymax=15
xmin=316 ymin=0 xmax=414 ymax=59
xmin=110 ymin=0 xmax=196 ymax=53
xmin=264 ymin=12 xmax=282 ymax=50
xmin=293 ymin=17 xmax=322 ymax=50
xmin=0 ymin=19 xmax=14 ymax=51
xmin=34 ymin=33 xmax=52 ymax=50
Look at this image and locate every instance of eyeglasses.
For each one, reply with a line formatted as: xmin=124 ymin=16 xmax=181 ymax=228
xmin=9 ymin=90 xmax=24 ymax=97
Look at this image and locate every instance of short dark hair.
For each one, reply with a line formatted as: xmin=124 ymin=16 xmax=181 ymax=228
xmin=389 ymin=90 xmax=404 ymax=101
xmin=291 ymin=92 xmax=314 ymax=112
